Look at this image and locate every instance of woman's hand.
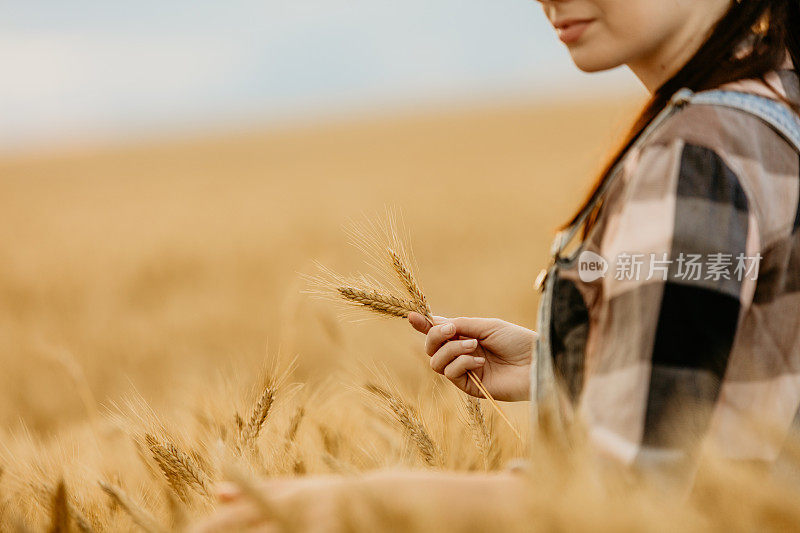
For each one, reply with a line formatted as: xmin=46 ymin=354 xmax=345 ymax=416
xmin=408 ymin=312 xmax=536 ymax=402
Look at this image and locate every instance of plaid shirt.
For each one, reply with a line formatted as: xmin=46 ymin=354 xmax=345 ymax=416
xmin=544 ymin=63 xmax=800 ymax=473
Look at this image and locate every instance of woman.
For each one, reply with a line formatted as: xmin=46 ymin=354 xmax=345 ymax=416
xmin=196 ymin=0 xmax=800 ymax=529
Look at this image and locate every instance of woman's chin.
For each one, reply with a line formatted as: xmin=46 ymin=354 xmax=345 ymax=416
xmin=568 ymin=52 xmax=624 ymax=74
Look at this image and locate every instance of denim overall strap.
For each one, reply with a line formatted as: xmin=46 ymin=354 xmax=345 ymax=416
xmin=531 ymin=87 xmax=800 ymax=437
xmin=674 ymin=88 xmax=800 ymax=152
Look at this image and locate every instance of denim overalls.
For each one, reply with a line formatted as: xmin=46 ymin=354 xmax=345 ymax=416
xmin=530 ymin=87 xmax=800 ymax=435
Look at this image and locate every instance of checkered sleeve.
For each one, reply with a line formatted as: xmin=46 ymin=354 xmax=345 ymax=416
xmin=579 ymin=135 xmax=759 ymax=468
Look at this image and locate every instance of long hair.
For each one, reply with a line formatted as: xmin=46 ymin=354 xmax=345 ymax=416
xmin=564 ymin=0 xmax=800 ymax=236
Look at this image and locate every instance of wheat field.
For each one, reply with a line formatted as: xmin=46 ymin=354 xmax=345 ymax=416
xmin=2 ymin=97 xmax=799 ymax=531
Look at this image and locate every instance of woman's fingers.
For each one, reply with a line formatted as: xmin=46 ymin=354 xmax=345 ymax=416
xmin=424 ymin=320 xmax=461 ymax=356
xmin=408 ymin=312 xmax=447 ymax=334
xmin=443 ymin=353 xmax=486 ymax=381
xmin=430 ymin=338 xmax=479 ymax=374
xmin=408 ymin=312 xmax=429 ymax=334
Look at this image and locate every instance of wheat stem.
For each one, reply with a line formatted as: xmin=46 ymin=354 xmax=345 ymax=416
xmin=99 ymin=481 xmax=165 ymax=533
xmin=49 ymin=480 xmax=69 ymax=533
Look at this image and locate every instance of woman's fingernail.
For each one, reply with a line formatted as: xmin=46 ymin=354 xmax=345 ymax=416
xmin=473 ymin=357 xmax=486 ymax=365
xmin=442 ymin=323 xmax=455 ymax=335
xmin=463 ymin=339 xmax=477 ymax=349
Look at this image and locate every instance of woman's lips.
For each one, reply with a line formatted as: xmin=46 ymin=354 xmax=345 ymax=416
xmin=555 ymin=19 xmax=594 ymax=45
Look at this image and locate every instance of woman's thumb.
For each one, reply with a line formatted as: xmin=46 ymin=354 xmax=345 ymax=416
xmin=407 ymin=312 xmax=448 ymax=334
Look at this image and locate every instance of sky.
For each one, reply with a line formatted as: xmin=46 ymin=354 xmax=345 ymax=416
xmin=0 ymin=1 xmax=642 ymax=153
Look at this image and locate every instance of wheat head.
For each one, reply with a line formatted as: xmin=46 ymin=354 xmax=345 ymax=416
xmin=387 ymin=247 xmax=431 ymax=317
xmin=144 ymin=434 xmax=210 ymax=500
xmin=365 ymin=384 xmax=442 ymax=467
xmin=338 ymin=286 xmax=424 ymax=319
xmin=244 ymin=386 xmax=275 ymax=449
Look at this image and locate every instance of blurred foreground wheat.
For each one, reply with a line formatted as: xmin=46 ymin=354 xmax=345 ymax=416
xmin=4 ymin=347 xmax=800 ymax=532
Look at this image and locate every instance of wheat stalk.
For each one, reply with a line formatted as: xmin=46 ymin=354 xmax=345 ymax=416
xmin=49 ymin=480 xmax=69 ymax=533
xmin=99 ymin=481 xmax=165 ymax=533
xmin=163 ymin=488 xmax=187 ymax=532
xmin=66 ymin=502 xmax=95 ymax=533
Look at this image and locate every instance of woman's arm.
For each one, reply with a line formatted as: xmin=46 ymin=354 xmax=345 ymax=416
xmin=192 ymin=469 xmax=528 ymax=532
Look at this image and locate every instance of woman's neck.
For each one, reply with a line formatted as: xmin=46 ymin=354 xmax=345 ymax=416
xmin=627 ymin=4 xmax=729 ymax=93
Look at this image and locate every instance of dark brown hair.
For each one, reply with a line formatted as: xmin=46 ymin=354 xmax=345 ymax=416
xmin=566 ymin=0 xmax=800 ymax=236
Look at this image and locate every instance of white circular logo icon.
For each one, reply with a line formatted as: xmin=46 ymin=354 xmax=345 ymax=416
xmin=578 ymin=251 xmax=608 ymax=282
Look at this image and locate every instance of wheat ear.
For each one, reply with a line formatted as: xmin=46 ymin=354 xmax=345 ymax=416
xmin=365 ymin=384 xmax=442 ymax=467
xmin=463 ymin=396 xmax=497 ymax=470
xmin=337 ymin=287 xmax=424 ymax=318
xmin=144 ymin=434 xmax=210 ymax=499
xmin=244 ymin=386 xmax=275 ymax=450
xmin=388 ymin=248 xmax=431 ymax=316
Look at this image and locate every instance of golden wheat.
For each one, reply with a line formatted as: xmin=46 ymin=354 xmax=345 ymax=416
xmin=244 ymin=385 xmax=276 ymax=450
xmin=337 ymin=286 xmax=425 ymax=319
xmin=388 ymin=248 xmax=431 ymax=317
xmin=144 ymin=434 xmax=210 ymax=500
xmin=163 ymin=488 xmax=187 ymax=532
xmin=98 ymin=481 xmax=164 ymax=533
xmin=365 ymin=384 xmax=442 ymax=467
xmin=462 ymin=397 xmax=498 ymax=471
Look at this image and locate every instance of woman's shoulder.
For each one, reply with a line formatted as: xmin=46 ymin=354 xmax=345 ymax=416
xmin=633 ymin=71 xmax=800 ymax=250
xmin=647 ymin=71 xmax=799 ymax=159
